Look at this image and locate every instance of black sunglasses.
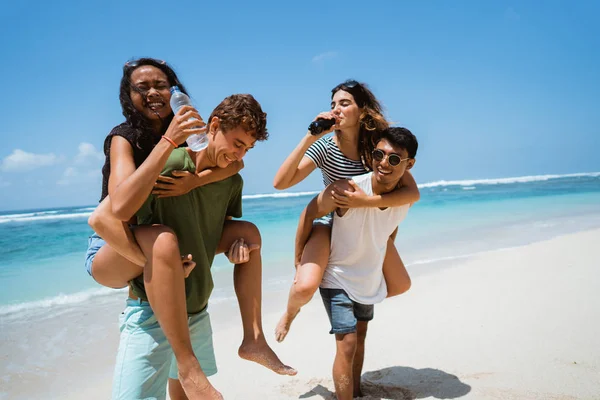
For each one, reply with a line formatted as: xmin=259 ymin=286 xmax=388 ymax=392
xmin=333 ymin=80 xmax=366 ymax=107
xmin=372 ymin=149 xmax=410 ymax=167
xmin=123 ymin=58 xmax=166 ymax=69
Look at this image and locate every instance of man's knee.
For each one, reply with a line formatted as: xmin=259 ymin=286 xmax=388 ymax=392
xmin=356 ymin=323 xmax=368 ymax=343
xmin=336 ymin=333 xmax=358 ymax=359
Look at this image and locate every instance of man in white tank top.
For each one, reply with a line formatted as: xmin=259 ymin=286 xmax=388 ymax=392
xmin=296 ymin=127 xmax=418 ymax=399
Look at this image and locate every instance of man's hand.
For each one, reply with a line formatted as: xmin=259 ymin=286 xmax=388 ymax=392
xmin=225 ymin=238 xmax=260 ymax=264
xmin=331 ymin=180 xmax=370 ymax=208
xmin=152 ymin=170 xmax=199 ymax=198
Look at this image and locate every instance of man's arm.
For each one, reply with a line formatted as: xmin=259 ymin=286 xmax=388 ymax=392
xmin=332 ymin=170 xmax=420 ymax=208
xmin=153 ymin=161 xmax=244 ymax=198
xmin=293 ymin=180 xmax=346 ymax=266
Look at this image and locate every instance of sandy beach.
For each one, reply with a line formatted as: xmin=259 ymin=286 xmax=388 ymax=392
xmin=5 ymin=228 xmax=600 ymax=400
xmin=207 ymin=228 xmax=600 ymax=400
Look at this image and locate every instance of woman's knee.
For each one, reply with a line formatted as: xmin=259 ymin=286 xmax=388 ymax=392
xmin=236 ymin=220 xmax=262 ymax=246
xmin=136 ymin=225 xmax=179 ymax=260
xmin=387 ymin=275 xmax=411 ymax=297
xmin=294 ymin=269 xmax=322 ymax=298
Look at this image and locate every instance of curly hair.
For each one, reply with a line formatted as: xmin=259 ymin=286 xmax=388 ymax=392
xmin=208 ymin=94 xmax=268 ymax=141
xmin=119 ymin=58 xmax=189 ymax=149
xmin=331 ymin=80 xmax=389 ymax=170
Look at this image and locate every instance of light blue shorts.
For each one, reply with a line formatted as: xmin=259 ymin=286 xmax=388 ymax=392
xmin=85 ymin=232 xmax=105 ymax=276
xmin=112 ymin=298 xmax=217 ymax=400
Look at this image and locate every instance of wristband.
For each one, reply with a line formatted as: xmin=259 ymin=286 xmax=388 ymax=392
xmin=161 ymin=136 xmax=177 ymax=148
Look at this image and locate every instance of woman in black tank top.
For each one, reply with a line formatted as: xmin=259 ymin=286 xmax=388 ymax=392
xmin=86 ymin=59 xmax=295 ymax=398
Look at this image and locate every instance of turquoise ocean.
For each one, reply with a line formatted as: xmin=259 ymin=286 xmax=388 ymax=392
xmin=2 ymin=172 xmax=600 ymax=399
xmin=1 ymin=172 xmax=599 ymax=319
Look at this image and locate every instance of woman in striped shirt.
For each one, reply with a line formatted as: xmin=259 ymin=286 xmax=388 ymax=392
xmin=273 ymin=80 xmax=420 ymax=342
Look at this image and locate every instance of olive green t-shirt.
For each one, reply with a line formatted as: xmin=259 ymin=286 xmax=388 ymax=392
xmin=131 ymin=148 xmax=243 ymax=314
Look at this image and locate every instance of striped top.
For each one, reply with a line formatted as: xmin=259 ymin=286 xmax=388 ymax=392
xmin=305 ymin=135 xmax=367 ymax=186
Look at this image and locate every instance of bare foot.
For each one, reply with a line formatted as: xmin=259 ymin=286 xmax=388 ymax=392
xmin=274 ymin=309 xmax=300 ymax=343
xmin=238 ymin=337 xmax=297 ymax=376
xmin=178 ymin=368 xmax=223 ymax=400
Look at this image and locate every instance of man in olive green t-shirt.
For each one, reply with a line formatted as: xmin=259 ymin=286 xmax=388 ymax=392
xmin=112 ymin=95 xmax=295 ymax=400
xmin=133 ymin=147 xmax=243 ymax=314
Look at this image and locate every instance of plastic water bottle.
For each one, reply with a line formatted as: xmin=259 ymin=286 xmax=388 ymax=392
xmin=169 ymin=86 xmax=208 ymax=151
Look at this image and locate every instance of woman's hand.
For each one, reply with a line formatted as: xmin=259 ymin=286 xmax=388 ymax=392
xmin=307 ymin=111 xmax=339 ymax=138
xmin=181 ymin=254 xmax=196 ymax=278
xmin=224 ymin=238 xmax=260 ymax=264
xmin=331 ymin=180 xmax=370 ymax=208
xmin=152 ymin=170 xmax=198 ymax=198
xmin=164 ymin=105 xmax=207 ymax=145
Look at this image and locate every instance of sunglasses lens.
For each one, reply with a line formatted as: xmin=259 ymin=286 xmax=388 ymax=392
xmin=388 ymin=155 xmax=401 ymax=166
xmin=372 ymin=150 xmax=384 ymax=161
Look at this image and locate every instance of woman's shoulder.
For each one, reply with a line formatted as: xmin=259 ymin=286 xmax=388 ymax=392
xmin=108 ymin=122 xmax=136 ymax=139
xmin=307 ymin=135 xmax=334 ymax=154
xmin=103 ymin=123 xmax=137 ymax=153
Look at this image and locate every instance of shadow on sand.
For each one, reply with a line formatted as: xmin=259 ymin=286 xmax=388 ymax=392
xmin=299 ymin=366 xmax=471 ymax=400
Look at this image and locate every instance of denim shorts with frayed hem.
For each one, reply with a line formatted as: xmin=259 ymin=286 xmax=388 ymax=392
xmin=320 ymin=288 xmax=374 ymax=335
xmin=84 ymin=232 xmax=105 ymax=276
xmin=313 ymin=211 xmax=334 ymax=227
xmin=112 ymin=298 xmax=217 ymax=399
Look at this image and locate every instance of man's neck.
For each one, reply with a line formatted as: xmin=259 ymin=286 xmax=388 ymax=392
xmin=192 ymin=148 xmax=216 ymax=174
xmin=371 ymin=173 xmax=400 ymax=196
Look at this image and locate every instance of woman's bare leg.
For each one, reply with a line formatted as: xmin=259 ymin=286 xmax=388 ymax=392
xmin=382 ymin=238 xmax=411 ymax=298
xmin=216 ymin=220 xmax=296 ymax=376
xmin=275 ymin=225 xmax=331 ymax=342
xmin=89 ymin=196 xmax=146 ymax=270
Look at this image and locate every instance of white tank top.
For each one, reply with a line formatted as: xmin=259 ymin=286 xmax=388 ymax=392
xmin=321 ymin=172 xmax=410 ymax=304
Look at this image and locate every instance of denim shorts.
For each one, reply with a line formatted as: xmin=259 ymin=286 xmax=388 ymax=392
xmin=320 ymin=288 xmax=374 ymax=335
xmin=85 ymin=232 xmax=106 ymax=276
xmin=112 ymin=298 xmax=217 ymax=399
xmin=313 ymin=211 xmax=334 ymax=227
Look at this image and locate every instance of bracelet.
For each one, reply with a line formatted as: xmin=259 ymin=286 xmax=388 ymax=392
xmin=161 ymin=136 xmax=177 ymax=148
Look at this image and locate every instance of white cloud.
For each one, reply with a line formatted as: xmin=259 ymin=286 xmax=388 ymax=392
xmin=57 ymin=166 xmax=101 ymax=186
xmin=74 ymin=142 xmax=104 ymax=165
xmin=1 ymin=149 xmax=61 ymax=172
xmin=312 ymin=51 xmax=338 ymax=64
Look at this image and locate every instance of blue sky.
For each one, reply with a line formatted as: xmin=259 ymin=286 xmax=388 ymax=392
xmin=1 ymin=0 xmax=598 ymax=211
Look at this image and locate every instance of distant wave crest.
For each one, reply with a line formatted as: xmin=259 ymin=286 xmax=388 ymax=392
xmin=242 ymin=191 xmax=319 ymax=200
xmin=0 ymin=287 xmax=127 ymax=318
xmin=419 ymin=172 xmax=600 ymax=188
xmin=0 ymin=211 xmax=91 ymax=224
xmin=1 ymin=172 xmax=597 ymax=223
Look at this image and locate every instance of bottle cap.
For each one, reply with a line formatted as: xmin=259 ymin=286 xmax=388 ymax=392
xmin=169 ymin=86 xmax=181 ymax=94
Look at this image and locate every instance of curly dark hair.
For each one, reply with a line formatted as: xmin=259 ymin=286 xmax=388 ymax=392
xmin=331 ymin=80 xmax=389 ymax=170
xmin=207 ymin=94 xmax=268 ymax=141
xmin=119 ymin=58 xmax=189 ymax=148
